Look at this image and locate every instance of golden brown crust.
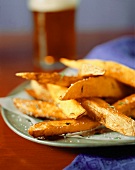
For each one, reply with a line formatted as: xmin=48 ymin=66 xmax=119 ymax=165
xmin=25 ymin=89 xmax=53 ymax=103
xmin=82 ymin=98 xmax=135 ymax=136
xmin=13 ymin=98 xmax=67 ymax=120
xmin=29 ymin=80 xmax=53 ymax=102
xmin=16 ymin=72 xmax=82 ymax=87
xmin=105 ymin=61 xmax=135 ymax=88
xmin=47 ymin=83 xmax=67 ymax=103
xmin=61 ymin=76 xmax=132 ymax=100
xmin=60 ymin=58 xmax=135 ymax=88
xmin=28 ymin=116 xmax=100 ymax=138
xmin=14 ymin=59 xmax=135 ymax=138
xmin=60 ymin=58 xmax=105 ymax=69
xmin=47 ymin=83 xmax=86 ymax=119
xmin=113 ymin=94 xmax=135 ymax=117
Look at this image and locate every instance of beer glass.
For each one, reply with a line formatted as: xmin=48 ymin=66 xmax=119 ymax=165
xmin=28 ymin=0 xmax=80 ymax=72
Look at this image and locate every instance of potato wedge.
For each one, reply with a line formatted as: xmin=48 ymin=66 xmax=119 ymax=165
xmin=47 ymin=83 xmax=86 ymax=119
xmin=14 ymin=58 xmax=135 ymax=138
xmin=78 ymin=63 xmax=105 ymax=77
xmin=61 ymin=76 xmax=132 ymax=100
xmin=16 ymin=72 xmax=82 ymax=87
xmin=113 ymin=94 xmax=135 ymax=117
xmin=105 ymin=61 xmax=135 ymax=88
xmin=82 ymin=98 xmax=135 ymax=136
xmin=28 ymin=116 xmax=100 ymax=138
xmin=60 ymin=58 xmax=105 ymax=69
xmin=25 ymin=80 xmax=53 ymax=102
xmin=60 ymin=58 xmax=135 ymax=88
xmin=13 ymin=98 xmax=67 ymax=120
xmin=47 ymin=83 xmax=67 ymax=103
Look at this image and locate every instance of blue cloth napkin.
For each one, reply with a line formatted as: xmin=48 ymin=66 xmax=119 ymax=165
xmin=64 ymin=36 xmax=135 ymax=170
xmin=85 ymin=35 xmax=135 ymax=69
xmin=64 ymin=154 xmax=135 ymax=170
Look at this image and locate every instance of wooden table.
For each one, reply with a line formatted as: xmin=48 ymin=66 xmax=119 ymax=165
xmin=0 ymin=31 xmax=135 ymax=170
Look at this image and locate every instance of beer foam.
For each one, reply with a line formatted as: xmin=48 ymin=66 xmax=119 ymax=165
xmin=28 ymin=0 xmax=80 ymax=12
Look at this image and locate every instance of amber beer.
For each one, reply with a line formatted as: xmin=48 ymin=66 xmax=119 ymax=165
xmin=28 ymin=0 xmax=79 ymax=72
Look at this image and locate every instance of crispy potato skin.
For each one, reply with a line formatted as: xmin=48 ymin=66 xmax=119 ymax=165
xmin=25 ymin=89 xmax=53 ymax=103
xmin=60 ymin=58 xmax=135 ymax=88
xmin=61 ymin=76 xmax=133 ymax=100
xmin=47 ymin=83 xmax=86 ymax=119
xmin=82 ymin=98 xmax=135 ymax=136
xmin=105 ymin=61 xmax=135 ymax=88
xmin=28 ymin=80 xmax=53 ymax=102
xmin=16 ymin=72 xmax=82 ymax=87
xmin=113 ymin=94 xmax=135 ymax=117
xmin=13 ymin=98 xmax=67 ymax=120
xmin=14 ymin=59 xmax=135 ymax=138
xmin=28 ymin=116 xmax=100 ymax=138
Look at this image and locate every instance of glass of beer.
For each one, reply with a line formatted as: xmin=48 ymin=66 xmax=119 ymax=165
xmin=28 ymin=0 xmax=80 ymax=72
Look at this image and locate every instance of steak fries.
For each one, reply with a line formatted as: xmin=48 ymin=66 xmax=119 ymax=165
xmin=60 ymin=58 xmax=135 ymax=88
xmin=14 ymin=58 xmax=135 ymax=138
xmin=82 ymin=98 xmax=135 ymax=136
xmin=28 ymin=116 xmax=100 ymax=138
xmin=60 ymin=76 xmax=132 ymax=100
xmin=13 ymin=98 xmax=66 ymax=120
xmin=16 ymin=72 xmax=82 ymax=87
